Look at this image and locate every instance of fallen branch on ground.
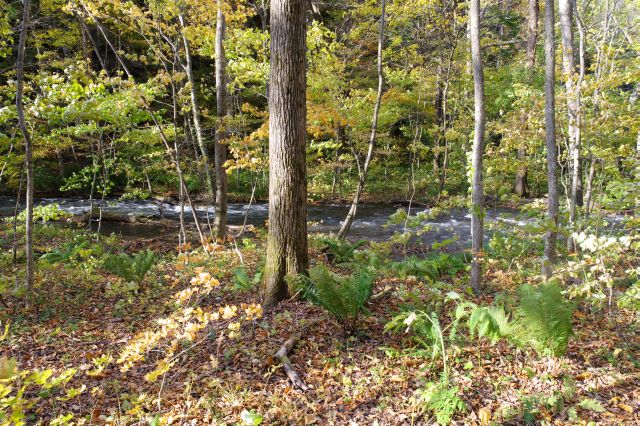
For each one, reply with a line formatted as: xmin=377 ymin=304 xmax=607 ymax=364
xmin=275 ymin=334 xmax=309 ymax=391
xmin=274 ymin=319 xmax=323 ymax=391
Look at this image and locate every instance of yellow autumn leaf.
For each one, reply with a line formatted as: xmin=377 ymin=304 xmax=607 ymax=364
xmin=478 ymin=407 xmax=491 ymax=425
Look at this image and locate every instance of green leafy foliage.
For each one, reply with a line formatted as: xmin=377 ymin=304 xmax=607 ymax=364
xmin=0 ymin=357 xmax=81 ymax=425
xmin=414 ymin=381 xmax=466 ymax=425
xmin=391 ymin=253 xmax=466 ymax=281
xmin=4 ymin=204 xmax=72 ymax=224
xmin=510 ymin=283 xmax=576 ymax=357
xmin=385 ymin=310 xmax=447 ymax=362
xmin=578 ymin=398 xmax=606 ymax=413
xmin=232 ymin=266 xmax=263 ymax=292
xmin=319 ymin=237 xmax=367 ymax=264
xmin=456 ymin=283 xmax=575 ymax=357
xmin=102 ymin=250 xmax=156 ymax=284
xmin=464 ymin=305 xmax=511 ymax=344
xmin=618 ymin=281 xmax=640 ymax=315
xmin=296 ymin=264 xmax=374 ymax=333
xmin=40 ymin=240 xmax=89 ymax=264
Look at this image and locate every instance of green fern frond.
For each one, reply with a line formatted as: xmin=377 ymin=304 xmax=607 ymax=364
xmin=103 ymin=250 xmax=155 ymax=284
xmin=511 ymin=282 xmax=576 ymax=357
xmin=301 ymin=264 xmax=374 ymax=333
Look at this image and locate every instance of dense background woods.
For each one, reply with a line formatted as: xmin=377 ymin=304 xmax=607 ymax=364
xmin=0 ymin=0 xmax=636 ymax=208
xmin=0 ymin=0 xmax=638 ymax=424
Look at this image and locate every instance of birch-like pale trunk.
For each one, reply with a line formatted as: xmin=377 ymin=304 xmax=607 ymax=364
xmin=469 ymin=0 xmax=486 ymax=292
xmin=16 ymin=0 xmax=34 ymax=297
xmin=213 ymin=0 xmax=229 ymax=240
xmin=542 ymin=0 xmax=559 ymax=279
xmin=559 ymin=0 xmax=581 ymax=251
xmin=338 ymin=0 xmax=386 ymax=239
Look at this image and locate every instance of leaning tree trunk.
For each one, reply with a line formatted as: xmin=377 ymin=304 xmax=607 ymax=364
xmin=542 ymin=0 xmax=558 ymax=280
xmin=513 ymin=0 xmax=539 ymax=198
xmin=213 ymin=0 xmax=228 ymax=240
xmin=262 ymin=0 xmax=309 ymax=309
xmin=178 ymin=11 xmax=216 ymax=199
xmin=337 ymin=0 xmax=386 ymax=239
xmin=16 ymin=0 xmax=34 ymax=297
xmin=558 ymin=0 xmax=580 ymax=251
xmin=469 ymin=0 xmax=485 ymax=293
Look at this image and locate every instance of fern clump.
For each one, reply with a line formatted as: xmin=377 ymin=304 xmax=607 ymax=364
xmin=391 ymin=253 xmax=466 ymax=281
xmin=40 ymin=240 xmax=89 ymax=264
xmin=464 ymin=305 xmax=511 ymax=344
xmin=297 ymin=264 xmax=374 ymax=333
xmin=510 ymin=282 xmax=576 ymax=357
xmin=456 ymin=282 xmax=576 ymax=357
xmin=103 ymin=249 xmax=155 ymax=284
xmin=319 ymin=237 xmax=367 ymax=264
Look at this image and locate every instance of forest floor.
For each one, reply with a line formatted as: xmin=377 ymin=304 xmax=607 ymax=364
xmin=0 ymin=219 xmax=639 ymax=425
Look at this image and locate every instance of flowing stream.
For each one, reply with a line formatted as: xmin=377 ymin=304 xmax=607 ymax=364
xmin=0 ymin=196 xmax=544 ymax=250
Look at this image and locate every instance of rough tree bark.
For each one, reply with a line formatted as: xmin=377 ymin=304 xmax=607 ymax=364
xmin=16 ymin=0 xmax=34 ymax=296
xmin=262 ymin=0 xmax=309 ymax=309
xmin=542 ymin=0 xmax=558 ymax=279
xmin=558 ymin=0 xmax=580 ymax=250
xmin=513 ymin=0 xmax=539 ymax=198
xmin=338 ymin=0 xmax=386 ymax=239
xmin=178 ymin=11 xmax=216 ymax=199
xmin=213 ymin=0 xmax=228 ymax=240
xmin=469 ymin=0 xmax=485 ymax=292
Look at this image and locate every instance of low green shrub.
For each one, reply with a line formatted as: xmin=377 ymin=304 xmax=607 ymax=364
xmin=295 ymin=264 xmax=374 ymax=333
xmin=391 ymin=253 xmax=466 ymax=281
xmin=103 ymin=249 xmax=155 ymax=285
xmin=318 ymin=237 xmax=367 ymax=264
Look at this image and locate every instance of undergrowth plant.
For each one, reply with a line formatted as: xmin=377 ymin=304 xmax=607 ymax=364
xmin=0 ymin=356 xmax=82 ymax=425
xmin=412 ymin=381 xmax=466 ymax=426
xmin=385 ymin=297 xmax=467 ymax=425
xmin=103 ymin=249 xmax=155 ymax=285
xmin=512 ymin=283 xmax=576 ymax=357
xmin=562 ymin=232 xmax=638 ymax=309
xmin=318 ymin=237 xmax=367 ymax=264
xmin=455 ymin=282 xmax=576 ymax=357
xmin=295 ymin=264 xmax=374 ymax=334
xmin=390 ymin=253 xmax=466 ymax=281
xmin=232 ymin=266 xmax=263 ymax=292
xmin=40 ymin=239 xmax=90 ymax=264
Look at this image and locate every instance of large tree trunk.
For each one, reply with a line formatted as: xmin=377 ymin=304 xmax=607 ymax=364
xmin=178 ymin=11 xmax=216 ymax=199
xmin=469 ymin=0 xmax=485 ymax=293
xmin=542 ymin=0 xmax=558 ymax=279
xmin=558 ymin=0 xmax=580 ymax=250
xmin=213 ymin=0 xmax=228 ymax=240
xmin=514 ymin=0 xmax=538 ymax=198
xmin=262 ymin=0 xmax=309 ymax=309
xmin=16 ymin=0 xmax=34 ymax=297
xmin=338 ymin=0 xmax=386 ymax=239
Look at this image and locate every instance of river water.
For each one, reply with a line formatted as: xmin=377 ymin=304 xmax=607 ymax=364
xmin=0 ymin=196 xmax=544 ymax=250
